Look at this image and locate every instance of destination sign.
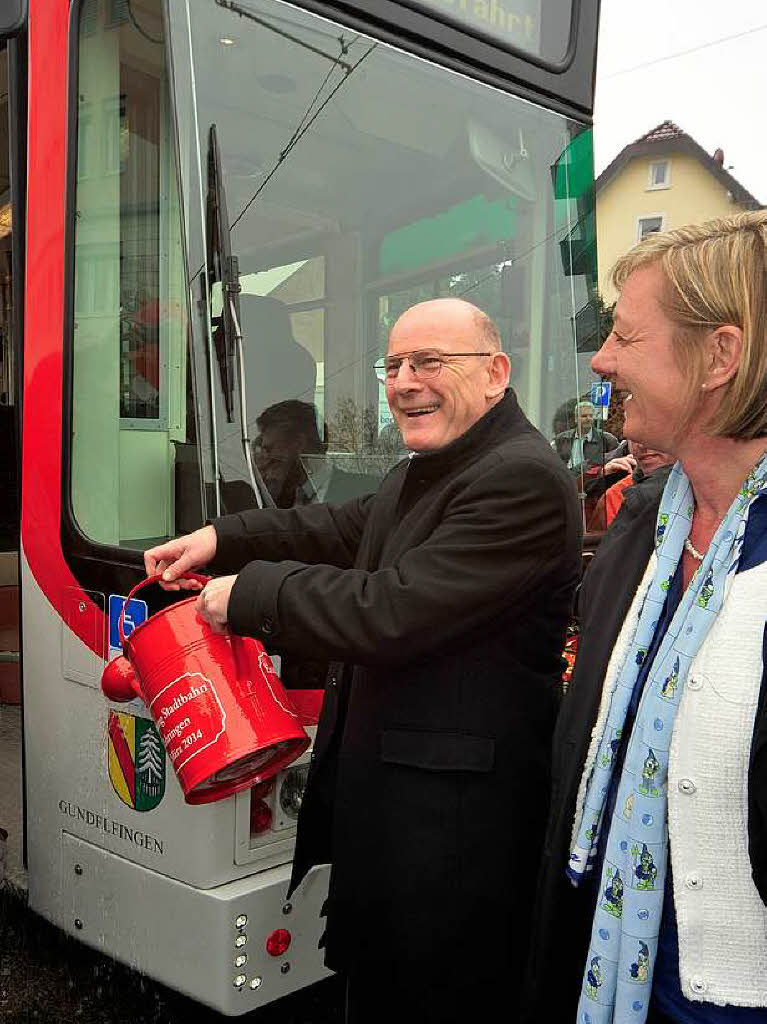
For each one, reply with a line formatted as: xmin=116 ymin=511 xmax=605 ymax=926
xmin=407 ymin=0 xmax=569 ymax=61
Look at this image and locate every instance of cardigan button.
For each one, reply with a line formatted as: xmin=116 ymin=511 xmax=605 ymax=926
xmin=261 ymin=618 xmax=274 ymax=636
xmin=690 ymin=976 xmax=708 ymax=995
xmin=687 ymin=676 xmax=702 ymax=691
xmin=678 ymin=778 xmax=697 ymax=795
xmin=685 ymin=872 xmax=703 ymax=890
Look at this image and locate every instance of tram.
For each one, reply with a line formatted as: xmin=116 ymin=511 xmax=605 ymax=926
xmin=0 ymin=0 xmax=603 ymax=1014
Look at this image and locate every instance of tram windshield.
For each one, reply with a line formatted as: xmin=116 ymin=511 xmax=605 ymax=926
xmin=70 ymin=0 xmax=605 ymax=549
xmin=168 ymin=0 xmax=601 ymax=519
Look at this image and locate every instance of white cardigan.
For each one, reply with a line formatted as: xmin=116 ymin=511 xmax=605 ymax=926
xmin=573 ymin=555 xmax=767 ymax=1007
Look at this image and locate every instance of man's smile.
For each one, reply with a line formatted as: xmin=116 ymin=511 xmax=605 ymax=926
xmin=399 ymin=403 xmax=440 ymax=418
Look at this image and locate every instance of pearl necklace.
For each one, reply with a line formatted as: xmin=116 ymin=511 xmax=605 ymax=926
xmin=684 ymin=537 xmax=705 ymax=561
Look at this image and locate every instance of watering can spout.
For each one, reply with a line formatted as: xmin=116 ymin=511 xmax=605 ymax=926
xmin=101 ymin=655 xmax=140 ymax=702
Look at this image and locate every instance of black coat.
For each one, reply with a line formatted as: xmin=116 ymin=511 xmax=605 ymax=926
xmin=522 ymin=472 xmax=767 ymax=1023
xmin=212 ymin=391 xmax=582 ymax=1019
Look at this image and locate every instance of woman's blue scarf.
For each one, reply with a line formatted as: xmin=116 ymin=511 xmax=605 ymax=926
xmin=569 ymin=452 xmax=767 ymax=1024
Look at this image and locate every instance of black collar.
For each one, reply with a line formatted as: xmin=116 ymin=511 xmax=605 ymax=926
xmin=407 ymin=389 xmax=526 ymax=479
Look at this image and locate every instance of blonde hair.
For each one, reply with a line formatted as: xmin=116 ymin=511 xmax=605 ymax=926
xmin=611 ymin=210 xmax=767 ymax=439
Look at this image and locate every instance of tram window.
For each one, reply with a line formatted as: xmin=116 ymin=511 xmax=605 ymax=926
xmin=165 ymin=0 xmax=600 ymax=530
xmin=70 ymin=0 xmax=204 ymax=549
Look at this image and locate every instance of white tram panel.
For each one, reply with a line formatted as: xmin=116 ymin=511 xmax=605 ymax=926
xmin=22 ymin=551 xmax=330 ymax=1010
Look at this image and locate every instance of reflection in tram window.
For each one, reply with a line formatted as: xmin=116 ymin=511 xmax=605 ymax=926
xmin=254 ymin=400 xmax=381 ymax=509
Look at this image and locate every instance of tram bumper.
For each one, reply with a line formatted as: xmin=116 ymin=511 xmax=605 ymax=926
xmin=51 ymin=832 xmax=330 ymax=1016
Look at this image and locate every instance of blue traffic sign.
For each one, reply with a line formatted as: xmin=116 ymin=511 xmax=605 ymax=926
xmin=590 ymin=380 xmax=612 ymax=409
xmin=108 ymin=593 xmax=148 ymax=651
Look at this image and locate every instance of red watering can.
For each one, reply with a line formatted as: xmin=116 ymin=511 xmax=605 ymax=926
xmin=101 ymin=573 xmax=310 ymax=805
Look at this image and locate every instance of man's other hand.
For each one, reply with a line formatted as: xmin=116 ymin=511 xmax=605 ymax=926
xmin=144 ymin=525 xmax=218 ymax=590
xmin=196 ymin=576 xmax=237 ymax=632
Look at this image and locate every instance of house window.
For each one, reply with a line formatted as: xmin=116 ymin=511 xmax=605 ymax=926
xmin=637 ymin=215 xmax=664 ymax=241
xmin=647 ymin=160 xmax=670 ymax=190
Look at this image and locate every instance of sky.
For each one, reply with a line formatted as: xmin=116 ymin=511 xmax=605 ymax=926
xmin=594 ymin=0 xmax=766 ymax=203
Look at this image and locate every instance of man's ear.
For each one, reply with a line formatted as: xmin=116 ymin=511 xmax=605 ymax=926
xmin=487 ymin=351 xmax=511 ymax=399
xmin=703 ymin=325 xmax=743 ymax=391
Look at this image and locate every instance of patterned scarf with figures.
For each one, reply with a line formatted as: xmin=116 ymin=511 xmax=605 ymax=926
xmin=568 ymin=452 xmax=767 ymax=1024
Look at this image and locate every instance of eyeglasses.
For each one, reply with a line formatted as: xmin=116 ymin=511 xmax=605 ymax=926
xmin=373 ymin=348 xmax=493 ymax=384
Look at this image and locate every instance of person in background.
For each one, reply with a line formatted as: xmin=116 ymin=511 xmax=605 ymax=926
xmin=144 ymin=298 xmax=582 ymax=1024
xmin=253 ymin=399 xmax=378 ymax=508
xmin=553 ymin=399 xmax=620 ymax=472
xmin=524 ymin=210 xmax=767 ymax=1024
xmin=587 ymin=441 xmax=674 ymax=531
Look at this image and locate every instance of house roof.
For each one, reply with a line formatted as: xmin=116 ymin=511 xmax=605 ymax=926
xmin=595 ymin=120 xmax=762 ymax=210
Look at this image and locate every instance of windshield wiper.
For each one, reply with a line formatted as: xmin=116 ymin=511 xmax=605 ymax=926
xmin=205 ymin=124 xmax=237 ymax=422
xmin=205 ymin=123 xmax=273 ymax=509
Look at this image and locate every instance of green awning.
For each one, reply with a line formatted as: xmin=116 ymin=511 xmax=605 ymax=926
xmin=379 ymin=193 xmax=517 ymax=275
xmin=552 ymin=128 xmax=594 ymax=201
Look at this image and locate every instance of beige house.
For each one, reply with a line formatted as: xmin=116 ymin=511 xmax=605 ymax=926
xmin=596 ymin=120 xmax=762 ymax=302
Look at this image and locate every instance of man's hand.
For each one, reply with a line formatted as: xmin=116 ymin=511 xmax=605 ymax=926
xmin=144 ymin=525 xmax=218 ymax=591
xmin=603 ymin=455 xmax=636 ymax=476
xmin=196 ymin=576 xmax=237 ymax=632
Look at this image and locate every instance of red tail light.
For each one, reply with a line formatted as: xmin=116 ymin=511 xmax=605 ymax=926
xmin=266 ymin=928 xmax=291 ymax=957
xmin=250 ymin=799 xmax=273 ymax=834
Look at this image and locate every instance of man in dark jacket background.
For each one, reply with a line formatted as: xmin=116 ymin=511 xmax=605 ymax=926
xmin=552 ymin=399 xmax=620 ymax=472
xmin=145 ymin=298 xmax=582 ymax=1023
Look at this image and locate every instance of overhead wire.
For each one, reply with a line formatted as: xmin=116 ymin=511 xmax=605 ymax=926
xmin=191 ymin=31 xmax=367 ymax=283
xmin=602 ymin=21 xmax=767 ymax=79
xmin=230 ymin=38 xmax=376 ymax=232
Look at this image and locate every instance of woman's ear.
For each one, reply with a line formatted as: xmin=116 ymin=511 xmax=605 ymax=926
xmin=703 ymin=325 xmax=743 ymax=391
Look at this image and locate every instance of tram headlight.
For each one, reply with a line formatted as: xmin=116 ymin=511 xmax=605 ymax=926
xmin=279 ymin=765 xmax=309 ymax=820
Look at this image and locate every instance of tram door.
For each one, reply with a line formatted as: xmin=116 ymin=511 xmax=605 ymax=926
xmin=0 ymin=40 xmax=22 ymax=888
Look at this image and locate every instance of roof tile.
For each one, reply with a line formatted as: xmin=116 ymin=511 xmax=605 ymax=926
xmin=634 ymin=120 xmax=684 ymax=144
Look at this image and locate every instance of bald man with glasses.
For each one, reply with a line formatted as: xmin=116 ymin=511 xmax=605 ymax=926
xmin=145 ymin=298 xmax=581 ymax=1023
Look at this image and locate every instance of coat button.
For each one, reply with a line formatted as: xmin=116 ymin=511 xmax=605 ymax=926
xmin=690 ymin=976 xmax=707 ymax=995
xmin=685 ymin=872 xmax=703 ymax=890
xmin=678 ymin=778 xmax=697 ymax=795
xmin=261 ymin=618 xmax=274 ymax=636
xmin=687 ymin=676 xmax=702 ymax=691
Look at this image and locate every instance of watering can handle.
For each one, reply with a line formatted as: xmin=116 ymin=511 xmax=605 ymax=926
xmin=118 ymin=572 xmax=211 ymax=648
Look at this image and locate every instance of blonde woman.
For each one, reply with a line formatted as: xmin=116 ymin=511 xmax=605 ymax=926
xmin=524 ymin=211 xmax=767 ymax=1024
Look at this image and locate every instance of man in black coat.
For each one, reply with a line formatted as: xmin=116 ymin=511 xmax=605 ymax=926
xmin=145 ymin=298 xmax=582 ymax=1022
